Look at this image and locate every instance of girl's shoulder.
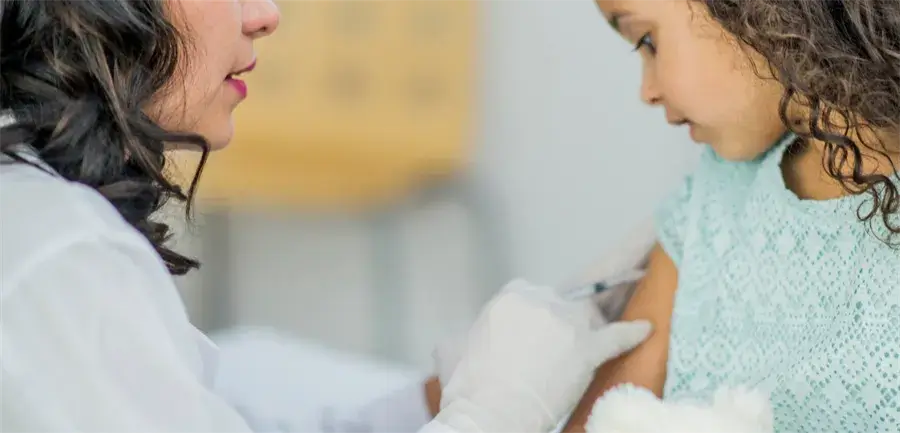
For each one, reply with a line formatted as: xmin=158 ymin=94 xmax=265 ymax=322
xmin=654 ymin=145 xmax=772 ymax=263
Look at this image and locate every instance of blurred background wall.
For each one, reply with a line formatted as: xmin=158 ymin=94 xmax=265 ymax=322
xmin=172 ymin=0 xmax=699 ymax=371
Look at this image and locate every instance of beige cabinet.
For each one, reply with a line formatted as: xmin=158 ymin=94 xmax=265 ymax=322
xmin=178 ymin=0 xmax=477 ymax=211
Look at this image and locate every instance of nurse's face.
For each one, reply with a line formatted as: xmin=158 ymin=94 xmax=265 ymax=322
xmin=154 ymin=0 xmax=280 ymax=150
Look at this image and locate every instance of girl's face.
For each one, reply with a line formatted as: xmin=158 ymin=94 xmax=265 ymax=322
xmin=596 ymin=0 xmax=788 ymax=161
xmin=156 ymin=0 xmax=280 ymax=150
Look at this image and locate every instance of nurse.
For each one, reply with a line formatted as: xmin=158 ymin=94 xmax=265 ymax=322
xmin=0 ymin=1 xmax=650 ymax=431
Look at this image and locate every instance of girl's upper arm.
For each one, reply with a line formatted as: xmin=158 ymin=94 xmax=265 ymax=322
xmin=562 ymin=243 xmax=679 ymax=432
xmin=603 ymin=242 xmax=679 ymax=395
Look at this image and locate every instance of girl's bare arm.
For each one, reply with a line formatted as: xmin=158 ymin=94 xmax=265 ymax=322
xmin=562 ymin=244 xmax=679 ymax=432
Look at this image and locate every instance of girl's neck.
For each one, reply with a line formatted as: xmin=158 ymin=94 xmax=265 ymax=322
xmin=781 ymin=132 xmax=899 ymax=201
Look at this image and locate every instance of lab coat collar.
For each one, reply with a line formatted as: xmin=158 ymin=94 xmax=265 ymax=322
xmin=0 ymin=110 xmax=61 ymax=177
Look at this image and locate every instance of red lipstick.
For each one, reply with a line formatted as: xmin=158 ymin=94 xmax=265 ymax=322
xmin=226 ymin=60 xmax=256 ymax=99
xmin=226 ymin=78 xmax=247 ymax=98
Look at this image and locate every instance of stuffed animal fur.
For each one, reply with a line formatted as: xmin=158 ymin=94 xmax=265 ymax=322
xmin=585 ymin=384 xmax=774 ymax=433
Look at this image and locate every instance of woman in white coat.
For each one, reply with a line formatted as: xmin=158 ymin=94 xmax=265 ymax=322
xmin=0 ymin=1 xmax=650 ymax=431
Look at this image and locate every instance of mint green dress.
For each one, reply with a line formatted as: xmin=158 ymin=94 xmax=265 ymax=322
xmin=656 ymin=134 xmax=900 ymax=432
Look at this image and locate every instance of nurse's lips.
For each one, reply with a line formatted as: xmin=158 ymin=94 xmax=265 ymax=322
xmin=226 ymin=60 xmax=256 ymax=99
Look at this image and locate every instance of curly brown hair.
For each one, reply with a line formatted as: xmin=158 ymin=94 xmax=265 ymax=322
xmin=698 ymin=0 xmax=900 ymax=243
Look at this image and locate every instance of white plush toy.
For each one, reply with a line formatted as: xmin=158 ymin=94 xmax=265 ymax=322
xmin=585 ymin=384 xmax=774 ymax=433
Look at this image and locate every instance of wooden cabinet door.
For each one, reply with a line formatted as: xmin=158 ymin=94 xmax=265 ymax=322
xmin=178 ymin=0 xmax=477 ymax=210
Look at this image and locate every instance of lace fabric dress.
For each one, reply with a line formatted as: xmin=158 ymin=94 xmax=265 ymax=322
xmin=657 ymin=134 xmax=900 ymax=432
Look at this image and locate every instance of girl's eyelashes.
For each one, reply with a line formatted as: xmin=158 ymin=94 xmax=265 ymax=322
xmin=632 ymin=32 xmax=657 ymax=55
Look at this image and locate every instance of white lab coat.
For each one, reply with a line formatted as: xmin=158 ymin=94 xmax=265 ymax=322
xmin=211 ymin=329 xmax=434 ymax=432
xmin=0 ymin=156 xmax=450 ymax=432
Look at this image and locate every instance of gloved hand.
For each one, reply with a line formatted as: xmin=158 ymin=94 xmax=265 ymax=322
xmin=434 ymin=218 xmax=656 ymax=388
xmin=433 ymin=279 xmax=651 ymax=433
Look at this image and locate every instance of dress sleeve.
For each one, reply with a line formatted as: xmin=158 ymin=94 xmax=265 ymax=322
xmin=655 ymin=173 xmax=695 ymax=268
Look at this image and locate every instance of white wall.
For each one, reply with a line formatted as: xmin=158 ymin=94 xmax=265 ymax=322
xmin=474 ymin=0 xmax=697 ymax=283
xmin=177 ymin=0 xmax=699 ymax=369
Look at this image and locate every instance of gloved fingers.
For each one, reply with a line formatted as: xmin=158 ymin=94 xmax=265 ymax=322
xmin=591 ymin=280 xmax=640 ymax=322
xmin=502 ymin=278 xmax=558 ymax=299
xmin=571 ymin=295 xmax=608 ymax=329
xmin=582 ymin=320 xmax=652 ymax=367
xmin=502 ymin=279 xmax=573 ymax=312
xmin=500 ymin=278 xmax=535 ymax=293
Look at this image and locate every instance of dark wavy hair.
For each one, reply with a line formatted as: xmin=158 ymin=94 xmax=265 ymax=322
xmin=1 ymin=0 xmax=209 ymax=274
xmin=696 ymin=0 xmax=900 ymax=244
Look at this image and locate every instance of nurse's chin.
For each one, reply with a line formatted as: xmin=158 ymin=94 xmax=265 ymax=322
xmin=171 ymin=120 xmax=235 ymax=152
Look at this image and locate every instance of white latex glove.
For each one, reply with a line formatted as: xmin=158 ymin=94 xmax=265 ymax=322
xmin=434 ymin=279 xmax=652 ymax=433
xmin=586 ymin=385 xmax=773 ymax=433
xmin=434 ymin=218 xmax=656 ymax=387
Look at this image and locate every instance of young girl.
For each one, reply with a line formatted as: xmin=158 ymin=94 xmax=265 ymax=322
xmin=563 ymin=1 xmax=900 ymax=432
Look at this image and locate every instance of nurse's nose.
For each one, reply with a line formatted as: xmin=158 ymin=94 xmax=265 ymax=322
xmin=242 ymin=0 xmax=280 ymax=39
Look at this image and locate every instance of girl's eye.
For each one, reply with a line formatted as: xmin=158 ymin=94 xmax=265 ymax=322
xmin=633 ymin=32 xmax=656 ymax=55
